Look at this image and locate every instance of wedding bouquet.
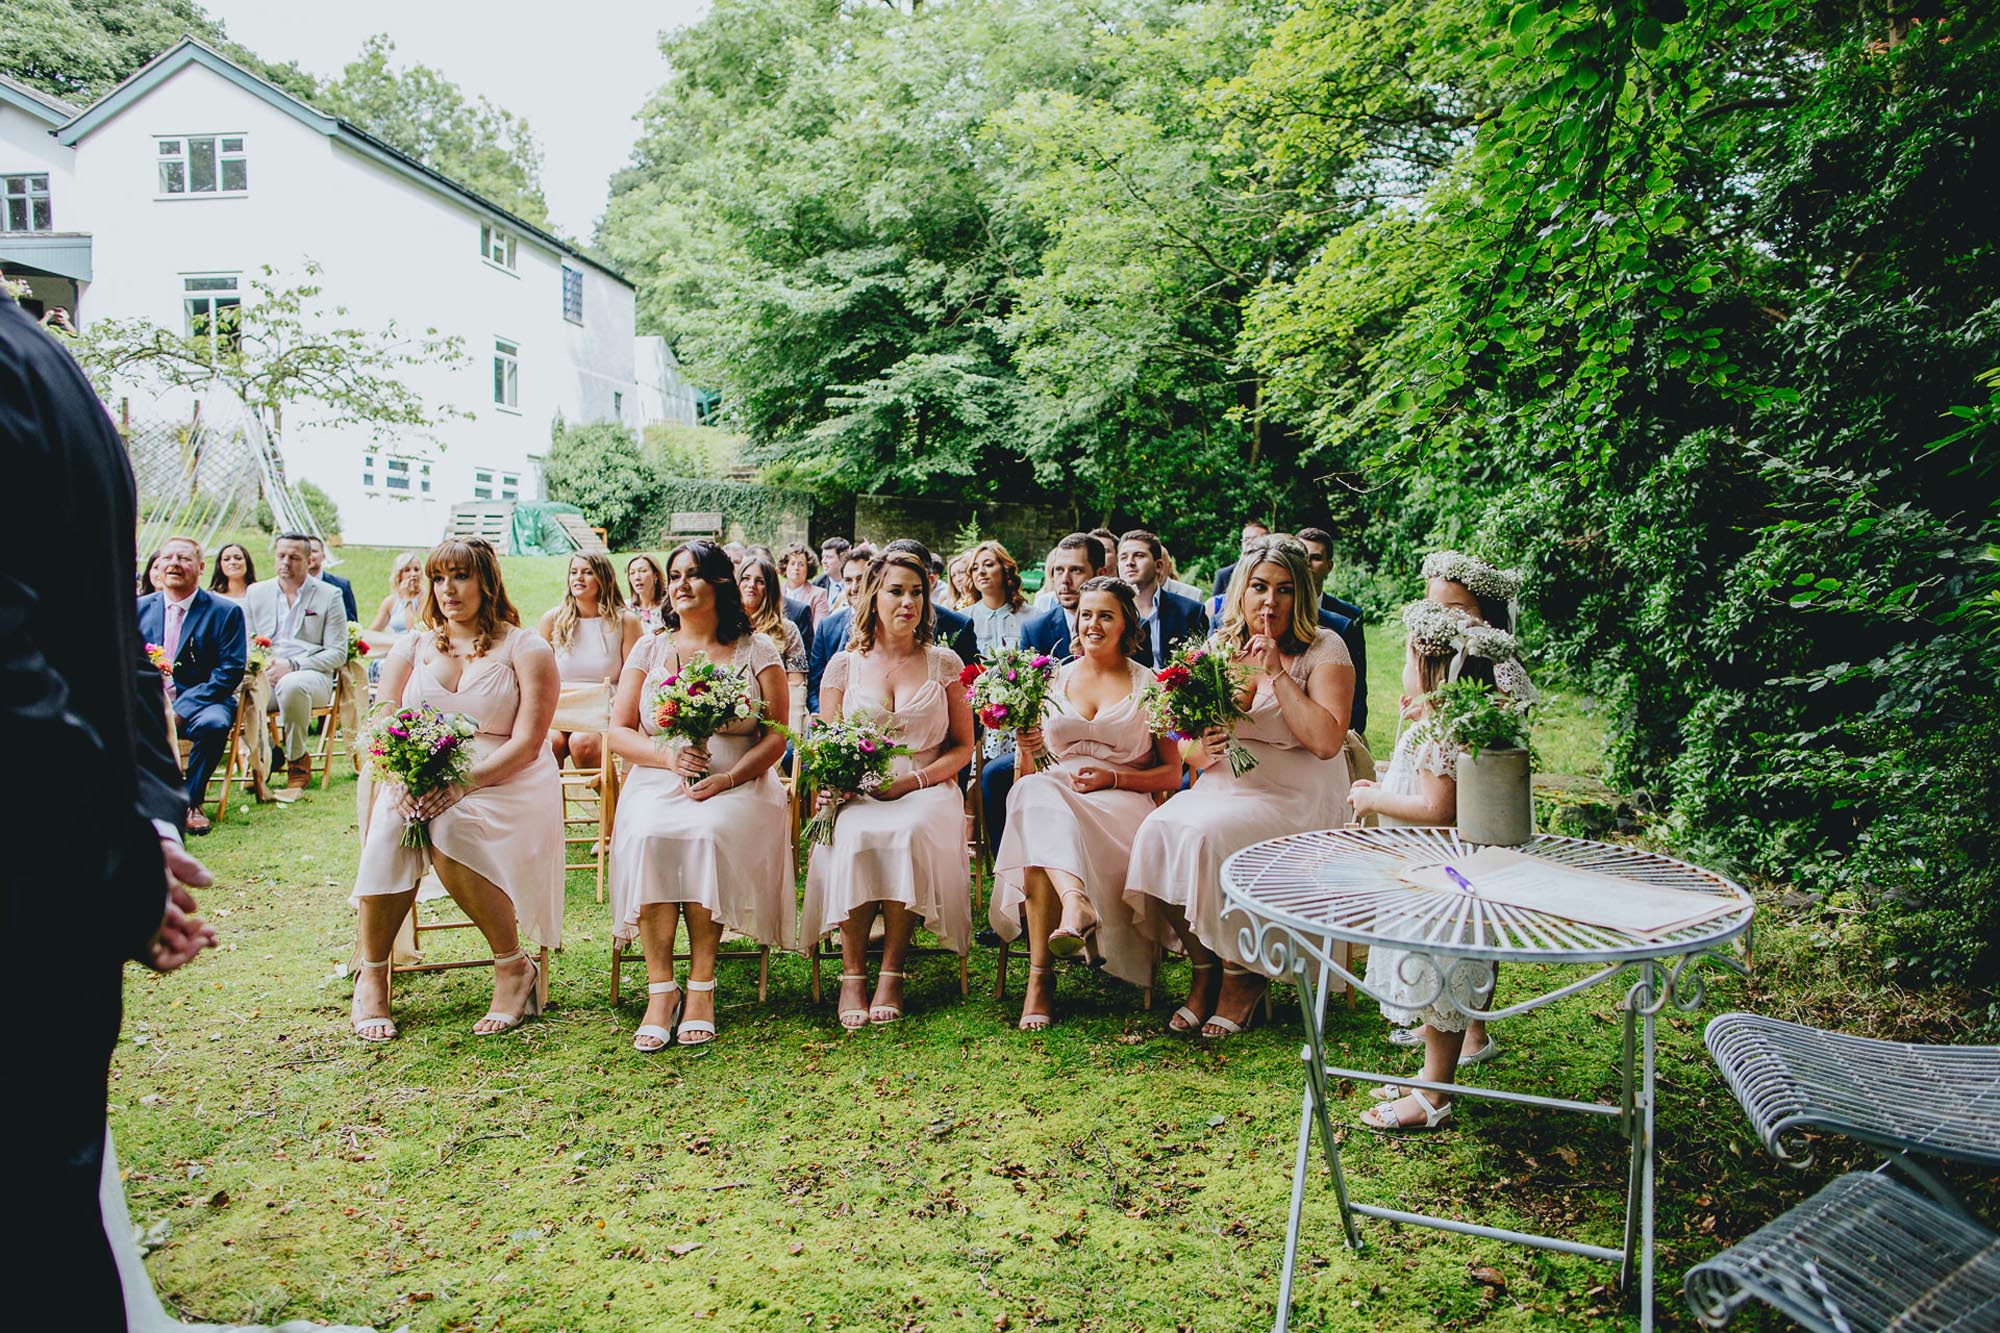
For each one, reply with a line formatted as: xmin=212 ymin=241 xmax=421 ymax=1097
xmin=346 ymin=621 xmax=371 ymax=663
xmin=1138 ymin=637 xmax=1259 ymax=776
xmin=145 ymin=642 xmax=172 ymax=677
xmin=651 ymin=653 xmax=763 ymax=757
xmin=245 ymin=634 xmax=274 ymax=679
xmin=362 ymin=703 xmax=479 ymax=848
xmin=777 ymin=718 xmax=912 ymax=849
xmin=963 ymin=647 xmax=1060 ymax=767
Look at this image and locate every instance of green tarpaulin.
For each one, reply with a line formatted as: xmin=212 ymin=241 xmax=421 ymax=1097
xmin=509 ymin=501 xmax=590 ymax=556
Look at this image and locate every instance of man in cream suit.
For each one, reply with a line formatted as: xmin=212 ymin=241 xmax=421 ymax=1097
xmin=241 ymin=533 xmax=348 ymax=799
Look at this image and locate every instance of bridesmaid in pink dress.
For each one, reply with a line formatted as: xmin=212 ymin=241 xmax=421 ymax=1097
xmin=801 ymin=549 xmax=975 ymax=1029
xmin=1126 ymin=536 xmax=1354 ymax=1038
xmin=350 ymin=538 xmax=563 ymax=1040
xmin=607 ymin=540 xmax=793 ymax=1052
xmin=990 ymin=578 xmax=1183 ymax=1029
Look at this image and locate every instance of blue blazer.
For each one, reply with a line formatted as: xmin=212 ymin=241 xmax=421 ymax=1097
xmin=784 ymin=592 xmax=815 ymax=645
xmin=808 ymin=602 xmax=976 ymax=714
xmin=318 ymin=571 xmax=359 ymax=622
xmin=137 ymin=588 xmax=246 ymax=716
xmin=1020 ymin=604 xmax=1072 ymax=659
xmin=1137 ymin=589 xmax=1209 ymax=668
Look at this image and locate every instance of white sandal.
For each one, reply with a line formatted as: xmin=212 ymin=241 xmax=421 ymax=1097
xmin=837 ymin=973 xmax=871 ymax=1031
xmin=633 ymin=979 xmax=681 ymax=1053
xmin=870 ymin=970 xmax=905 ymax=1025
xmin=1018 ymin=964 xmax=1054 ymax=1032
xmin=1169 ymin=961 xmax=1217 ymax=1034
xmin=676 ymin=978 xmax=718 ymax=1049
xmin=351 ymin=958 xmax=396 ymax=1042
xmin=1360 ymin=1087 xmax=1452 ymax=1131
xmin=1201 ymin=964 xmax=1266 ymax=1039
xmin=476 ymin=948 xmax=543 ymax=1035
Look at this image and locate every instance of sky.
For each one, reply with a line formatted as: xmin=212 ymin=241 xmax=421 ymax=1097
xmin=202 ymin=0 xmax=711 ymax=240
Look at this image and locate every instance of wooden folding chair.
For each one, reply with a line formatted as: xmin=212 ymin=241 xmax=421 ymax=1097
xmin=265 ymin=670 xmax=346 ymax=790
xmin=177 ymin=687 xmax=259 ymax=823
xmin=561 ymin=731 xmax=617 ymax=903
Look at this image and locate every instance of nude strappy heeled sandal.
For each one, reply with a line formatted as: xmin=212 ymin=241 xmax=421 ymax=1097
xmin=676 ymin=978 xmax=718 ymax=1050
xmin=476 ymin=948 xmax=543 ymax=1035
xmin=1019 ymin=964 xmax=1055 ymax=1032
xmin=870 ymin=970 xmax=906 ymax=1025
xmin=633 ymin=979 xmax=682 ymax=1053
xmin=838 ymin=973 xmax=871 ymax=1031
xmin=1169 ymin=961 xmax=1217 ymax=1034
xmin=351 ymin=958 xmax=396 ymax=1042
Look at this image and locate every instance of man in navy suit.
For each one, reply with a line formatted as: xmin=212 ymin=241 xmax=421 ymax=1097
xmin=137 ymin=537 xmax=247 ymax=834
xmin=783 ymin=590 xmax=815 ymax=648
xmin=813 ymin=537 xmax=850 ymax=608
xmin=305 ymin=535 xmax=359 ymax=622
xmin=1116 ymin=529 xmax=1210 ymax=668
xmin=1296 ymin=527 xmax=1368 ymax=735
xmin=1209 ymin=518 xmax=1272 ymax=598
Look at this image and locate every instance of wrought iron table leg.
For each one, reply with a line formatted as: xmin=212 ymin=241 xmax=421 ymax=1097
xmin=1274 ymin=958 xmax=1360 ymax=1333
xmin=1618 ymin=964 xmax=1659 ymax=1332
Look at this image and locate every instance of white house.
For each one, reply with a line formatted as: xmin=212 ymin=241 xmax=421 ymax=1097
xmin=0 ymin=41 xmax=699 ymax=548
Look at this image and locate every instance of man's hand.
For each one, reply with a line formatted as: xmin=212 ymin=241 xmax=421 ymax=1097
xmin=268 ymin=657 xmax=293 ymax=684
xmin=147 ymin=838 xmax=217 ymax=972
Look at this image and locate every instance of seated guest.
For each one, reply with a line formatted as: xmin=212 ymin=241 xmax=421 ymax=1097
xmin=537 ymin=552 xmax=642 ymax=772
xmin=779 ymin=542 xmax=831 ymax=621
xmin=368 ymin=552 xmax=424 ymax=635
xmin=808 ymin=541 xmax=974 ymax=714
xmin=208 ymin=542 xmax=257 ymax=604
xmin=964 ymin=540 xmax=1027 ymax=661
xmin=739 ymin=552 xmax=809 ymax=692
xmin=626 ymin=554 xmax=670 ymax=633
xmin=1209 ymin=518 xmax=1273 ymax=598
xmin=815 ymin=537 xmax=851 ymax=607
xmin=1115 ymin=529 xmax=1209 ymax=668
xmin=241 ymin=533 xmax=349 ymax=799
xmin=140 ymin=547 xmax=166 ymax=597
xmin=305 ymin=535 xmax=360 ymax=623
xmin=137 ymin=536 xmax=246 ymax=834
xmin=1087 ymin=529 xmax=1118 ymax=575
xmin=801 ymin=549 xmax=975 ymax=1028
xmin=1157 ymin=544 xmax=1203 ymax=603
xmin=946 ymin=553 xmax=975 ymax=609
xmin=350 ymin=538 xmax=562 ymax=1041
xmin=1129 ymin=536 xmax=1354 ymax=1037
xmin=609 ymin=541 xmax=794 ymax=1051
xmin=990 ymin=578 xmax=1182 ymax=1029
xmin=806 ymin=544 xmax=874 ymax=713
xmin=1296 ymin=527 xmax=1369 ymax=735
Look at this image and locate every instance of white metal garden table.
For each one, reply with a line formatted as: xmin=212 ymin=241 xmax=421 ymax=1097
xmin=1220 ymin=827 xmax=1755 ymax=1333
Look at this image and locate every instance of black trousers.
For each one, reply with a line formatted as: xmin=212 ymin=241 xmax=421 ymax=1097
xmin=18 ymin=949 xmax=127 ymax=1331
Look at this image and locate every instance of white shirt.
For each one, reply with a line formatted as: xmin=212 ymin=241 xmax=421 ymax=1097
xmin=273 ymin=582 xmax=312 ymax=659
xmin=970 ymin=602 xmax=1021 ymax=660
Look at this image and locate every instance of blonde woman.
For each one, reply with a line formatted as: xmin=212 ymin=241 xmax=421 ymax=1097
xmin=537 ymin=552 xmax=642 ymax=771
xmin=1126 ymin=535 xmax=1355 ymax=1038
xmin=368 ymin=552 xmax=424 ymax=634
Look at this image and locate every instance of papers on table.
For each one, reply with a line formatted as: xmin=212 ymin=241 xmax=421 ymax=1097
xmin=1396 ymin=846 xmax=1740 ymax=941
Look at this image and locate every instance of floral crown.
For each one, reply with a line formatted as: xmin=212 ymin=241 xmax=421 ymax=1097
xmin=1402 ymin=599 xmax=1520 ymax=664
xmin=1420 ymin=550 xmax=1523 ymax=603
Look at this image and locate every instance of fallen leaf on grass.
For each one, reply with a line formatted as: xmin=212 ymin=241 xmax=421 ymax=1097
xmin=1468 ymin=1265 xmax=1507 ymax=1290
xmin=788 ymin=1243 xmax=805 ymax=1255
xmin=665 ymin=1242 xmax=703 ymax=1258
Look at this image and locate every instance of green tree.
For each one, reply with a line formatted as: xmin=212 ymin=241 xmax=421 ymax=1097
xmin=316 ymin=35 xmax=551 ymax=229
xmin=544 ymin=420 xmax=660 ymax=547
xmin=0 ymin=0 xmax=317 ymax=104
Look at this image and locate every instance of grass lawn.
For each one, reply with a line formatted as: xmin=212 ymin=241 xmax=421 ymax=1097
xmin=114 ymin=546 xmax=1987 ymax=1331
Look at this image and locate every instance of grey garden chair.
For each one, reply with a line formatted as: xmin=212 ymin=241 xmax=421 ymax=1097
xmin=1703 ymin=1012 xmax=2000 ymax=1213
xmin=1682 ymin=1171 xmax=1999 ymax=1331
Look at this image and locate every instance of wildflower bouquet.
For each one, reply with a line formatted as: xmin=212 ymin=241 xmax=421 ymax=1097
xmin=245 ymin=634 xmax=274 ymax=679
xmin=963 ymin=647 xmax=1060 ymax=767
xmin=346 ymin=621 xmax=371 ymax=663
xmin=145 ymin=642 xmax=172 ymax=677
xmin=650 ymin=653 xmax=763 ymax=757
xmin=1138 ymin=637 xmax=1259 ymax=776
xmin=362 ymin=703 xmax=479 ymax=848
xmin=777 ymin=718 xmax=912 ymax=849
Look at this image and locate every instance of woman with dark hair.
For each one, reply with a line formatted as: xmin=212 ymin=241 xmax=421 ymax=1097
xmin=802 ymin=549 xmax=975 ymax=1028
xmin=1127 ymin=535 xmax=1355 ymax=1039
xmin=208 ymin=542 xmax=256 ymax=602
xmin=350 ymin=537 xmax=563 ymax=1041
xmin=139 ymin=547 xmax=165 ymax=597
xmin=738 ymin=552 xmax=808 ymax=687
xmin=990 ymin=577 xmax=1182 ymax=1029
xmin=626 ymin=554 xmax=669 ymax=633
xmin=538 ymin=551 xmax=642 ymax=771
xmin=608 ymin=540 xmax=792 ymax=1050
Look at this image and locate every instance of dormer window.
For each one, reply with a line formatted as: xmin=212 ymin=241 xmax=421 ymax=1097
xmin=480 ymin=223 xmax=517 ymax=271
xmin=158 ymin=136 xmax=247 ymax=195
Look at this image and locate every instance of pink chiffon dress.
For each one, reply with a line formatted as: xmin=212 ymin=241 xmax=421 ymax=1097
xmin=353 ymin=626 xmax=565 ymax=950
xmin=608 ymin=631 xmax=796 ymax=950
xmin=801 ymin=644 xmax=971 ymax=954
xmin=990 ymin=659 xmax=1163 ymax=986
xmin=1125 ymin=629 xmax=1353 ymax=977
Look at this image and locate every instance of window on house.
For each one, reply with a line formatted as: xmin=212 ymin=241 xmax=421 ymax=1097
xmin=183 ymin=274 xmax=241 ymax=358
xmin=361 ymin=452 xmax=377 ymax=488
xmin=612 ymin=390 xmax=623 ymax=417
xmin=500 ymin=471 xmax=520 ymax=500
xmin=386 ymin=458 xmax=411 ymax=492
xmin=479 ymin=223 xmax=517 ymax=271
xmin=562 ymin=265 xmax=583 ymax=322
xmin=420 ymin=461 xmax=432 ymax=494
xmin=493 ymin=339 xmax=519 ymax=408
xmin=474 ymin=467 xmax=494 ymax=501
xmin=2 ymin=174 xmax=51 ymax=232
xmin=157 ymin=136 xmax=247 ymax=195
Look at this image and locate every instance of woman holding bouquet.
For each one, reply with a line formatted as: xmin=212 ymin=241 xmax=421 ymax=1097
xmin=538 ymin=551 xmax=642 ymax=772
xmin=351 ymin=537 xmax=563 ymax=1040
xmin=991 ymin=577 xmax=1182 ymax=1029
xmin=803 ymin=549 xmax=975 ymax=1029
xmin=1127 ymin=535 xmax=1354 ymax=1038
xmin=607 ymin=540 xmax=792 ymax=1051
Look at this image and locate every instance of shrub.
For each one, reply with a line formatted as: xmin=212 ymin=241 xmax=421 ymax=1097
xmin=544 ymin=420 xmax=660 ymax=548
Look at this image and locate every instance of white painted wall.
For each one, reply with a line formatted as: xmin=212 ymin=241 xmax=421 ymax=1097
xmin=61 ymin=59 xmax=651 ymax=547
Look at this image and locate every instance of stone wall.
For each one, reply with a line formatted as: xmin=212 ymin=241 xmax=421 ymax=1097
xmin=845 ymin=493 xmax=1076 ymax=567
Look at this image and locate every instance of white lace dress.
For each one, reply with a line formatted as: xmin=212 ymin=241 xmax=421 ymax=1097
xmin=1363 ymin=723 xmax=1493 ymax=1032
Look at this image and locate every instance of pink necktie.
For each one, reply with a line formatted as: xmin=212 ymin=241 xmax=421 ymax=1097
xmin=164 ymin=602 xmax=183 ymax=666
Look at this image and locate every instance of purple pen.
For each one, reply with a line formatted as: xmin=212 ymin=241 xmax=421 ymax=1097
xmin=1445 ymin=866 xmax=1478 ymax=896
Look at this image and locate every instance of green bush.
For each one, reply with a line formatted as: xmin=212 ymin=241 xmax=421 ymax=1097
xmin=543 ymin=420 xmax=660 ymax=548
xmin=251 ymin=479 xmax=341 ymax=538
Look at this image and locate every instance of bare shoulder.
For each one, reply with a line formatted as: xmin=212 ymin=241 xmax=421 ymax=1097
xmin=511 ymin=626 xmax=557 ymax=667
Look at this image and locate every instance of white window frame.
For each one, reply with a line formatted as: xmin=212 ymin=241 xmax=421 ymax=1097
xmin=182 ymin=272 xmax=241 ymax=360
xmin=361 ymin=451 xmax=377 ymax=489
xmin=157 ymin=134 xmax=248 ymax=198
xmin=493 ymin=338 xmax=520 ymax=411
xmin=500 ymin=471 xmax=520 ymax=501
xmin=2 ymin=173 xmax=52 ymax=232
xmin=561 ymin=264 xmax=583 ymax=323
xmin=364 ymin=451 xmax=431 ymax=495
xmin=479 ymin=222 xmax=518 ymax=273
xmin=473 ymin=467 xmax=495 ymax=501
